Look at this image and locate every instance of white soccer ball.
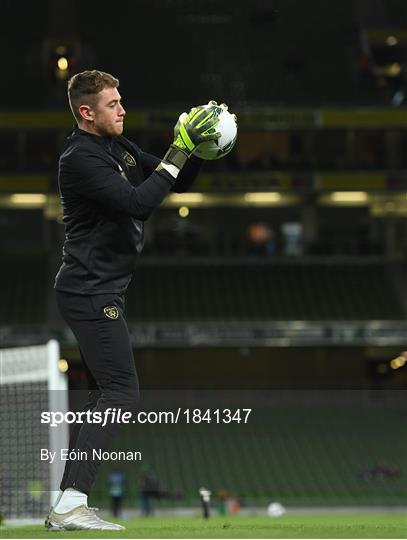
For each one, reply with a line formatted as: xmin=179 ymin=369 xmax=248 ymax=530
xmin=267 ymin=502 xmax=286 ymax=518
xmin=194 ymin=104 xmax=238 ymax=160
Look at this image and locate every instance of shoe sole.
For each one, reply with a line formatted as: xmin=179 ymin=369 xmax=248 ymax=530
xmin=46 ymin=519 xmax=124 ymax=532
xmin=45 ymin=514 xmax=65 ymax=532
xmin=45 ymin=525 xmax=65 ymax=531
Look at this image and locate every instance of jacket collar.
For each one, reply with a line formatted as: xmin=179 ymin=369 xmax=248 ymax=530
xmin=71 ymin=125 xmax=115 ymax=151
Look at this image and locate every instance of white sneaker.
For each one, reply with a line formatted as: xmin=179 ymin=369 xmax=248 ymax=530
xmin=46 ymin=505 xmax=125 ymax=531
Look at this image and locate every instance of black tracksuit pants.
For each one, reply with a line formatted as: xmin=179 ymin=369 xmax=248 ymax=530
xmin=56 ymin=290 xmax=139 ymax=495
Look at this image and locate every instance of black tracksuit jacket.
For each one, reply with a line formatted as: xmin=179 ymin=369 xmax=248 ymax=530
xmin=55 ymin=126 xmax=202 ymax=295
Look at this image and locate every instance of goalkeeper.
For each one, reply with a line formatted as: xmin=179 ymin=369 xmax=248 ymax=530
xmin=48 ymin=70 xmax=223 ymax=531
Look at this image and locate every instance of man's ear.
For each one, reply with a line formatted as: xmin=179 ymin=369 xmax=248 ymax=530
xmin=78 ymin=104 xmax=94 ymax=122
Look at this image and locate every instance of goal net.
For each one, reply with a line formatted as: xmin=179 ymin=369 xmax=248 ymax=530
xmin=0 ymin=340 xmax=68 ymax=519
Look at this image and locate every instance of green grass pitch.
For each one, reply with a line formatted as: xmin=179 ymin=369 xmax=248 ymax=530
xmin=1 ymin=514 xmax=406 ymax=539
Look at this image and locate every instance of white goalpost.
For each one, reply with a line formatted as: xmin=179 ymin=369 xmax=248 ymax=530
xmin=0 ymin=340 xmax=69 ymax=520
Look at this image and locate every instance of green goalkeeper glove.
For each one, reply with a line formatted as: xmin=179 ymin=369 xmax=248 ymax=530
xmin=163 ymin=103 xmax=220 ymax=169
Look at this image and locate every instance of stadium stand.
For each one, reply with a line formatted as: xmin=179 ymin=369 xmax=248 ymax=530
xmin=2 ymin=0 xmax=398 ymax=108
xmin=93 ymin=390 xmax=406 ymax=507
xmin=127 ymin=259 xmax=405 ymax=322
xmin=0 ymin=255 xmax=48 ymax=325
xmin=0 ymin=257 xmax=404 ymax=326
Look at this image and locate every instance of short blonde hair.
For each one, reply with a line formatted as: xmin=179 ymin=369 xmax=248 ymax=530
xmin=68 ymin=70 xmax=119 ymax=123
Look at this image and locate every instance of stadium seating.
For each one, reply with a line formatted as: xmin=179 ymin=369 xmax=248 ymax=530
xmin=0 ymin=256 xmax=48 ymax=325
xmin=93 ymin=391 xmax=406 ymax=507
xmin=0 ymin=258 xmax=404 ymax=325
xmin=127 ymin=260 xmax=405 ymax=321
xmin=3 ymin=0 xmax=374 ymax=107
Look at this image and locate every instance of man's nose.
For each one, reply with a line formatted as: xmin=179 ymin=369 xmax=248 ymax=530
xmin=119 ymin=105 xmax=126 ymax=116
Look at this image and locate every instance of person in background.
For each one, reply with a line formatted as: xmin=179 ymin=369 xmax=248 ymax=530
xmin=139 ymin=465 xmax=159 ymax=517
xmin=107 ymin=469 xmax=126 ymax=518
